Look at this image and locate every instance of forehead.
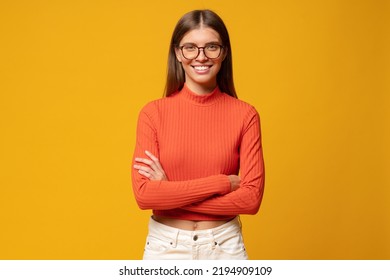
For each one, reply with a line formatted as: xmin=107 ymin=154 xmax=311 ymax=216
xmin=180 ymin=27 xmax=221 ymax=44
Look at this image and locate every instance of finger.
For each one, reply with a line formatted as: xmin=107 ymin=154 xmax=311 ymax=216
xmin=138 ymin=169 xmax=152 ymax=178
xmin=145 ymin=150 xmax=159 ymax=161
xmin=133 ymin=164 xmax=153 ymax=173
xmin=136 ymin=157 xmax=160 ymax=174
xmin=136 ymin=153 xmax=162 ymax=174
xmin=136 ymin=155 xmax=161 ymax=172
xmin=145 ymin=151 xmax=165 ymax=173
xmin=134 ymin=157 xmax=154 ymax=166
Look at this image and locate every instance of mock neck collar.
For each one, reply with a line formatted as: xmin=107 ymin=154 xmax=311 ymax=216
xmin=178 ymin=83 xmax=223 ymax=106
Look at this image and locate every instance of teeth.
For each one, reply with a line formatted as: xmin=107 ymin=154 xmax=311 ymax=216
xmin=194 ymin=66 xmax=210 ymax=71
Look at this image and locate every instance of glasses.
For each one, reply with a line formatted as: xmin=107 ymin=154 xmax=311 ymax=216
xmin=179 ymin=43 xmax=224 ymax=60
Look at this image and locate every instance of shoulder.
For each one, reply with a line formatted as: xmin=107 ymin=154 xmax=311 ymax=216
xmin=139 ymin=95 xmax=177 ymax=114
xmin=221 ymin=94 xmax=259 ymax=118
xmin=137 ymin=95 xmax=179 ymax=125
xmin=220 ymin=94 xmax=261 ymax=133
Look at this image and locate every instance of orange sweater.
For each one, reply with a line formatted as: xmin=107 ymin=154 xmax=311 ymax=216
xmin=132 ymin=84 xmax=265 ymax=221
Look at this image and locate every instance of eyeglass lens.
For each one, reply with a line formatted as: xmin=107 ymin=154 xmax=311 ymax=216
xmin=181 ymin=44 xmax=222 ymax=59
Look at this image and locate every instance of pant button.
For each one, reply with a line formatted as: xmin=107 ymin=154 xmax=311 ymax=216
xmin=193 ymin=235 xmax=198 ymax=241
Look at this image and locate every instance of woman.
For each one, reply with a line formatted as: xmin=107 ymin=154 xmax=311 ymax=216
xmin=132 ymin=9 xmax=265 ymax=260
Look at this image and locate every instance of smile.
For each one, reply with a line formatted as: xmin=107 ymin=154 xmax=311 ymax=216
xmin=192 ymin=65 xmax=212 ymax=72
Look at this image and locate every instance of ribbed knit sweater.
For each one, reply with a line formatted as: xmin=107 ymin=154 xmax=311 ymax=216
xmin=132 ymin=84 xmax=265 ymax=221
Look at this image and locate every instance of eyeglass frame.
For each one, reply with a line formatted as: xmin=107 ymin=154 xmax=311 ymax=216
xmin=177 ymin=43 xmax=225 ymax=60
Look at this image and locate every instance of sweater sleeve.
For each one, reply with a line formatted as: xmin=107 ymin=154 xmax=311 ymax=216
xmin=182 ymin=108 xmax=265 ymax=215
xmin=131 ymin=103 xmax=231 ymax=210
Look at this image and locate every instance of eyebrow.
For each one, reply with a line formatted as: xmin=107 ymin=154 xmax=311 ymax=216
xmin=181 ymin=41 xmax=221 ymax=46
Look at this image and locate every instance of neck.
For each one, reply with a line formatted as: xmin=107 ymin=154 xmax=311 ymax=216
xmin=185 ymin=81 xmax=217 ymax=95
xmin=179 ymin=83 xmax=222 ymax=106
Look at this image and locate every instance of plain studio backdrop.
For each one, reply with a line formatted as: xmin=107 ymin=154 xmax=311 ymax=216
xmin=0 ymin=0 xmax=389 ymax=259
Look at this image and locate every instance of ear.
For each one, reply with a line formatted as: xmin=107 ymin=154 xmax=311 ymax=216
xmin=175 ymin=48 xmax=182 ymax=63
xmin=221 ymin=46 xmax=228 ymax=61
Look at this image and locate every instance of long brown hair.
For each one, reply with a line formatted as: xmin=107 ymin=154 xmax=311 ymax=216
xmin=164 ymin=10 xmax=237 ymax=98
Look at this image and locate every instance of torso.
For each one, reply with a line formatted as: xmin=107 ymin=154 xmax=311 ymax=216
xmin=152 ymin=215 xmax=231 ymax=230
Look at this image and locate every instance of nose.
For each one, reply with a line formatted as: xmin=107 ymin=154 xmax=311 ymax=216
xmin=196 ymin=48 xmax=208 ymax=61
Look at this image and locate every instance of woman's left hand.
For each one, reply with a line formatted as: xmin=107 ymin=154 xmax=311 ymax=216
xmin=133 ymin=150 xmax=168 ymax=181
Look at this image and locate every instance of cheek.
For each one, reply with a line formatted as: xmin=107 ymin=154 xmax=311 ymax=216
xmin=214 ymin=61 xmax=222 ymax=71
xmin=180 ymin=60 xmax=193 ymax=71
xmin=182 ymin=65 xmax=193 ymax=77
xmin=212 ymin=60 xmax=223 ymax=73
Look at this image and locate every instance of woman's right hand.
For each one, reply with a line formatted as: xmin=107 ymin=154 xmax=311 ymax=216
xmin=228 ymin=175 xmax=241 ymax=191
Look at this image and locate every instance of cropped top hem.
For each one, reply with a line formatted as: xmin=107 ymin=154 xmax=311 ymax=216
xmin=152 ymin=210 xmax=236 ymax=222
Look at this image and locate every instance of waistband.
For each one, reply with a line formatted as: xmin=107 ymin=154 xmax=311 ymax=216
xmin=147 ymin=216 xmax=242 ymax=246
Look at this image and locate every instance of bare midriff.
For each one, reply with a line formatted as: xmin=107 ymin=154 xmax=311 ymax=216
xmin=153 ymin=215 xmax=231 ymax=231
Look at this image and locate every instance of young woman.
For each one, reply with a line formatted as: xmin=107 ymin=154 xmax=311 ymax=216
xmin=132 ymin=9 xmax=265 ymax=260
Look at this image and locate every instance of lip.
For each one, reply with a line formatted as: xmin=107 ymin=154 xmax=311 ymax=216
xmin=191 ymin=65 xmax=213 ymax=74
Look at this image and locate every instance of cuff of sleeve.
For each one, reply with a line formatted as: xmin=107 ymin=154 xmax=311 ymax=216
xmin=218 ymin=174 xmax=231 ymax=195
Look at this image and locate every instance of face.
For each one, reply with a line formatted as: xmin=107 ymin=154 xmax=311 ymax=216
xmin=175 ymin=27 xmax=225 ymax=94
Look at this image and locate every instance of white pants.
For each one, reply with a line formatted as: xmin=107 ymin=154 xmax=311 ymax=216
xmin=143 ymin=216 xmax=248 ymax=260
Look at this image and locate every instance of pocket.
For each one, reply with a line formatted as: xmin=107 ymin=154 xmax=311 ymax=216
xmin=215 ymin=231 xmax=248 ymax=258
xmin=144 ymin=235 xmax=172 ymax=255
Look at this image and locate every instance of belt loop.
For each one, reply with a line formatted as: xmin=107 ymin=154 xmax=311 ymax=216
xmin=237 ymin=215 xmax=242 ymax=230
xmin=210 ymin=228 xmax=217 ymax=249
xmin=171 ymin=229 xmax=179 ymax=248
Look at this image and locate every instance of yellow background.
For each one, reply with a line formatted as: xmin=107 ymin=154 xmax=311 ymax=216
xmin=0 ymin=0 xmax=389 ymax=259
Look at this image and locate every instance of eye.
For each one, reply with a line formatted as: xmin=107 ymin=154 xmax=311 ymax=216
xmin=182 ymin=44 xmax=197 ymax=52
xmin=206 ymin=44 xmax=220 ymax=51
